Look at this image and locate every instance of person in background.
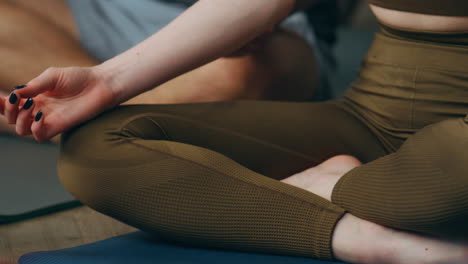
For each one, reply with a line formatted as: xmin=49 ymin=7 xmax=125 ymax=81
xmin=0 ymin=0 xmax=339 ymax=139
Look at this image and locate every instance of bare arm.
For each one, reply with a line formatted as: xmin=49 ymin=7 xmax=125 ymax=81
xmin=99 ymin=0 xmax=318 ymax=105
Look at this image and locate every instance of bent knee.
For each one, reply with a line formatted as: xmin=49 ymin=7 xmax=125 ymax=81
xmin=402 ymin=118 xmax=468 ymax=178
xmin=334 ymin=118 xmax=468 ymax=237
xmin=58 ymin=106 xmax=175 ymax=201
xmin=388 ymin=118 xmax=468 ymax=236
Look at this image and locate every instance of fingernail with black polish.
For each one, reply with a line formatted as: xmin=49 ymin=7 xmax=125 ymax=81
xmin=35 ymin=111 xmax=43 ymax=122
xmin=23 ymin=98 xmax=34 ymax=110
xmin=9 ymin=93 xmax=18 ymax=104
xmin=13 ymin=85 xmax=27 ymax=91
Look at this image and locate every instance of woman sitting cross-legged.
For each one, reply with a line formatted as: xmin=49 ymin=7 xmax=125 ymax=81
xmin=1 ymin=0 xmax=468 ymax=263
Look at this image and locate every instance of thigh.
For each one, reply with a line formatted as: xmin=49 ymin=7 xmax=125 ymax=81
xmin=64 ymin=100 xmax=388 ymax=180
xmin=125 ymin=27 xmax=321 ymax=105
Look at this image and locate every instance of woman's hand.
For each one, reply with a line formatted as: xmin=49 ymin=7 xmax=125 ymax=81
xmin=0 ymin=67 xmax=117 ymax=142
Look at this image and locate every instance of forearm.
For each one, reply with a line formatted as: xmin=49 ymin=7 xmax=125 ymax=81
xmin=97 ymin=0 xmax=301 ymax=104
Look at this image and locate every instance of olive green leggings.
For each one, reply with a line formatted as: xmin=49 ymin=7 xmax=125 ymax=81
xmin=57 ymin=32 xmax=468 ymax=260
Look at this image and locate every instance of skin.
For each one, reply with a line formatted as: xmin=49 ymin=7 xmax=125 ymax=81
xmin=1 ymin=0 xmax=467 ymax=263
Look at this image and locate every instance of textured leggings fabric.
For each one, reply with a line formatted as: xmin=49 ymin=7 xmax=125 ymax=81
xmin=57 ymin=31 xmax=468 ymax=260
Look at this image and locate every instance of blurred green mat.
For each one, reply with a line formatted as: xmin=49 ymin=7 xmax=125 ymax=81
xmin=0 ymin=136 xmax=81 ymax=224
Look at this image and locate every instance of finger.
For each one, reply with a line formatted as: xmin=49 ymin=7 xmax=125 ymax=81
xmin=31 ymin=110 xmax=59 ymax=143
xmin=31 ymin=110 xmax=46 ymax=142
xmin=16 ymin=98 xmax=35 ymax=136
xmin=32 ymin=111 xmax=62 ymax=143
xmin=0 ymin=97 xmax=4 ymax=115
xmin=15 ymin=67 xmax=61 ymax=99
xmin=4 ymin=92 xmax=21 ymax=124
xmin=0 ymin=88 xmax=9 ymax=115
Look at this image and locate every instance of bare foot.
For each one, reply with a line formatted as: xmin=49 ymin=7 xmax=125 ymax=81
xmin=281 ymin=155 xmax=362 ymax=201
xmin=335 ymin=214 xmax=468 ymax=264
xmin=282 ymin=155 xmax=468 ymax=264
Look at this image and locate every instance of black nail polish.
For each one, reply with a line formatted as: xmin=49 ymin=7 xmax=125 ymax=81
xmin=23 ymin=98 xmax=34 ymax=110
xmin=35 ymin=111 xmax=43 ymax=122
xmin=9 ymin=93 xmax=18 ymax=104
xmin=13 ymin=85 xmax=27 ymax=91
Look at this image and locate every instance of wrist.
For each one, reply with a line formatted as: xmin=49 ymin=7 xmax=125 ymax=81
xmin=93 ymin=61 xmax=127 ymax=107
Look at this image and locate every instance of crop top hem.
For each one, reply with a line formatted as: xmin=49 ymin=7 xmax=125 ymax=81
xmin=369 ymin=0 xmax=468 ymax=17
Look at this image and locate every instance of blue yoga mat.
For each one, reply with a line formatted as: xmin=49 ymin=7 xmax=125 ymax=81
xmin=19 ymin=232 xmax=346 ymax=264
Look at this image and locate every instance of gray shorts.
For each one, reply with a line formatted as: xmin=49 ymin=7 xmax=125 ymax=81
xmin=66 ymin=0 xmax=333 ymax=94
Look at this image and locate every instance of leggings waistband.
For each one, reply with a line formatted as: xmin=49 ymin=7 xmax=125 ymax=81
xmin=380 ymin=23 xmax=468 ymax=46
xmin=366 ymin=29 xmax=468 ymax=73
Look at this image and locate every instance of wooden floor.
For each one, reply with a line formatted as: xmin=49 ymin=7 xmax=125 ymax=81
xmin=0 ymin=206 xmax=137 ymax=264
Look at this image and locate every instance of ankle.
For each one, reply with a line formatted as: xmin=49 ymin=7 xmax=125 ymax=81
xmin=332 ymin=214 xmax=391 ymax=264
xmin=334 ymin=214 xmax=468 ymax=264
